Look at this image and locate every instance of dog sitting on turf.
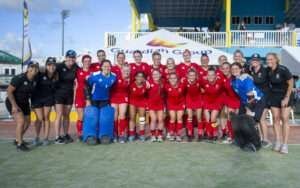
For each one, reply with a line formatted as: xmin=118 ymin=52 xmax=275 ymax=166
xmin=230 ymin=112 xmax=262 ymax=152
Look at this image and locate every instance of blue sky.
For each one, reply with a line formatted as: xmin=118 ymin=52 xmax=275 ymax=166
xmin=0 ymin=0 xmax=131 ymax=59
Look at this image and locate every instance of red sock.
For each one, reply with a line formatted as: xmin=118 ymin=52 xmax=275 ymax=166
xmin=157 ymin=129 xmax=163 ymax=136
xmin=222 ymin=128 xmax=227 ymax=136
xmin=139 ymin=129 xmax=145 ymax=136
xmin=197 ymin=122 xmax=204 ymax=136
xmin=119 ymin=119 xmax=127 ymax=137
xmin=151 ymin=130 xmax=156 ymax=136
xmin=176 ymin=122 xmax=183 ymax=136
xmin=169 ymin=122 xmax=176 ymax=136
xmin=165 ymin=117 xmax=170 ymax=133
xmin=76 ymin=120 xmax=83 ymax=137
xmin=227 ymin=120 xmax=234 ymax=139
xmin=129 ymin=130 xmax=135 ymax=136
xmin=114 ymin=120 xmax=118 ymax=137
xmin=206 ymin=122 xmax=212 ymax=138
xmin=186 ymin=120 xmax=193 ymax=137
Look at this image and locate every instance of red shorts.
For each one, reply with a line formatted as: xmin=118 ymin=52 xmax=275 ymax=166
xmin=203 ymin=101 xmax=223 ymax=111
xmin=111 ymin=95 xmax=128 ymax=104
xmin=129 ymin=99 xmax=146 ymax=108
xmin=167 ymin=102 xmax=185 ymax=111
xmin=75 ymin=90 xmax=86 ymax=108
xmin=224 ymin=98 xmax=240 ymax=109
xmin=186 ymin=96 xmax=203 ymax=109
xmin=147 ymin=101 xmax=164 ymax=111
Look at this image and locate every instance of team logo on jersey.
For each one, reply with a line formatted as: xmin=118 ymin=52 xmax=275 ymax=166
xmin=133 ymin=88 xmax=136 ymax=91
xmin=99 ymin=78 xmax=103 ymax=82
xmin=80 ymin=72 xmax=83 ymax=76
xmin=43 ymin=76 xmax=47 ymax=80
xmin=168 ymin=88 xmax=172 ymax=92
xmin=178 ymin=88 xmax=182 ymax=92
xmin=132 ymin=66 xmax=136 ymax=70
xmin=205 ymin=84 xmax=209 ymax=88
xmin=276 ymin=73 xmax=280 ymax=79
xmin=118 ymin=79 xmax=122 ymax=83
xmin=151 ymin=84 xmax=154 ymax=87
xmin=63 ymin=68 xmax=67 ymax=72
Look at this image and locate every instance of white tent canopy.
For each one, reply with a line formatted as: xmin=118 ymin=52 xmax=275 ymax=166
xmin=106 ymin=29 xmax=232 ymax=65
xmin=281 ymin=46 xmax=300 ymax=75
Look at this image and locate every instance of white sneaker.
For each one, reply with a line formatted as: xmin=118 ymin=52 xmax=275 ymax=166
xmin=222 ymin=138 xmax=232 ymax=144
xmin=176 ymin=136 xmax=182 ymax=142
xmin=166 ymin=133 xmax=171 ymax=139
xmin=169 ymin=136 xmax=175 ymax=141
xmin=150 ymin=136 xmax=157 ymax=142
xmin=157 ymin=135 xmax=163 ymax=142
xmin=273 ymin=142 xmax=281 ymax=152
xmin=280 ymin=144 xmax=288 ymax=154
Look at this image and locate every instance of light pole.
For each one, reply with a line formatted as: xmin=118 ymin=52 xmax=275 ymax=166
xmin=61 ymin=9 xmax=70 ymax=56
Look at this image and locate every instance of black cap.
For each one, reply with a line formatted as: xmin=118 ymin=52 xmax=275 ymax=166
xmin=46 ymin=57 xmax=56 ymax=65
xmin=250 ymin=53 xmax=261 ymax=61
xmin=65 ymin=50 xmax=77 ymax=58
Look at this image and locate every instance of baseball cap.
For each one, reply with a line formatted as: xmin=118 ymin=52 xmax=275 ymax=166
xmin=65 ymin=50 xmax=77 ymax=58
xmin=27 ymin=61 xmax=39 ymax=69
xmin=250 ymin=53 xmax=261 ymax=61
xmin=46 ymin=57 xmax=56 ymax=65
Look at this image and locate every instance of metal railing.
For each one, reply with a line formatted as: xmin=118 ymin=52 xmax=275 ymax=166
xmin=231 ymin=30 xmax=294 ymax=47
xmin=104 ymin=30 xmax=297 ymax=48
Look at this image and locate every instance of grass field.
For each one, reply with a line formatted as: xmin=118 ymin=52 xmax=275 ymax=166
xmin=0 ymin=140 xmax=299 ymax=188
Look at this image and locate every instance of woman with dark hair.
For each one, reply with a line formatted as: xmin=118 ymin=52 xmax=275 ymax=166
xmin=31 ymin=57 xmax=58 ymax=146
xmin=266 ymin=53 xmax=293 ymax=154
xmin=231 ymin=62 xmax=265 ymax=152
xmin=130 ymin=50 xmax=150 ymax=80
xmin=74 ymin=55 xmax=92 ymax=140
xmin=128 ymin=71 xmax=149 ymax=142
xmin=54 ymin=50 xmax=79 ymax=144
xmin=6 ymin=61 xmax=39 ymax=151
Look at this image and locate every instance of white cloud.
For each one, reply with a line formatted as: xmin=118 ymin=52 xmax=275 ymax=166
xmin=0 ymin=32 xmax=22 ymax=57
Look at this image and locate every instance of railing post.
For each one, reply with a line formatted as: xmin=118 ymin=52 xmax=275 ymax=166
xmin=292 ymin=31 xmax=297 ymax=47
xmin=225 ymin=0 xmax=231 ymax=47
xmin=104 ymin=32 xmax=108 ymax=48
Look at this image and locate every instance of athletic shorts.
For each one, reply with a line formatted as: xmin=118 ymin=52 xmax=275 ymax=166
xmin=31 ymin=97 xmax=54 ymax=109
xmin=55 ymin=90 xmax=74 ymax=105
xmin=5 ymin=98 xmax=31 ymax=116
xmin=91 ymin=100 xmax=110 ymax=108
xmin=268 ymin=93 xmax=293 ymax=108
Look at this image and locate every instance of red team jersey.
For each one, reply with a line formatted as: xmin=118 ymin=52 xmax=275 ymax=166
xmin=129 ymin=62 xmax=150 ymax=80
xmin=89 ymin=62 xmax=101 ymax=72
xmin=111 ymin=77 xmax=130 ymax=104
xmin=222 ymin=76 xmax=240 ymax=109
xmin=128 ymin=82 xmax=148 ymax=108
xmin=147 ymin=80 xmax=164 ymax=111
xmin=185 ymin=80 xmax=203 ymax=109
xmin=176 ymin=62 xmax=200 ymax=79
xmin=75 ymin=68 xmax=92 ymax=108
xmin=111 ymin=63 xmax=128 ymax=78
xmin=202 ymin=79 xmax=224 ymax=110
xmin=150 ymin=64 xmax=166 ymax=79
xmin=164 ymin=83 xmax=186 ymax=111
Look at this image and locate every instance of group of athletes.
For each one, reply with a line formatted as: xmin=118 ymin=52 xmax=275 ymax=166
xmin=5 ymin=48 xmax=293 ymax=153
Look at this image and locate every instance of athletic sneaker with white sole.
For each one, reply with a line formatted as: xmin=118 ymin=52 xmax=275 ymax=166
xmin=280 ymin=144 xmax=288 ymax=154
xmin=168 ymin=136 xmax=175 ymax=141
xmin=273 ymin=142 xmax=281 ymax=152
xmin=176 ymin=136 xmax=182 ymax=142
xmin=261 ymin=140 xmax=272 ymax=148
xmin=157 ymin=136 xmax=163 ymax=142
xmin=32 ymin=137 xmax=42 ymax=146
xmin=128 ymin=136 xmax=135 ymax=142
xmin=150 ymin=136 xmax=157 ymax=142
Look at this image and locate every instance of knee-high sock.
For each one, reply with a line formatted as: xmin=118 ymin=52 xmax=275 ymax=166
xmin=176 ymin=122 xmax=183 ymax=136
xmin=169 ymin=122 xmax=176 ymax=136
xmin=186 ymin=120 xmax=193 ymax=137
xmin=76 ymin=120 xmax=83 ymax=137
xmin=119 ymin=119 xmax=127 ymax=137
xmin=227 ymin=120 xmax=234 ymax=139
xmin=205 ymin=122 xmax=212 ymax=138
xmin=151 ymin=129 xmax=156 ymax=136
xmin=197 ymin=122 xmax=204 ymax=136
xmin=157 ymin=129 xmax=163 ymax=137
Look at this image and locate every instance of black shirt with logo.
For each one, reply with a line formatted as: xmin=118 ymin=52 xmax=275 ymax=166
xmin=268 ymin=64 xmax=292 ymax=95
xmin=55 ymin=62 xmax=78 ymax=93
xmin=32 ymin=72 xmax=57 ymax=100
xmin=250 ymin=66 xmax=269 ymax=94
xmin=10 ymin=73 xmax=37 ymax=104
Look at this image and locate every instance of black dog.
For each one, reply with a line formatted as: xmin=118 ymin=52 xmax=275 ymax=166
xmin=230 ymin=112 xmax=261 ymax=152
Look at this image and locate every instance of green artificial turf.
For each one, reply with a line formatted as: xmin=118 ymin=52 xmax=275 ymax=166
xmin=0 ymin=140 xmax=299 ymax=188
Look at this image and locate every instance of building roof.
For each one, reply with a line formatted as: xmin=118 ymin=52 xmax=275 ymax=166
xmin=133 ymin=0 xmax=223 ymax=27
xmin=0 ymin=50 xmax=21 ymax=65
